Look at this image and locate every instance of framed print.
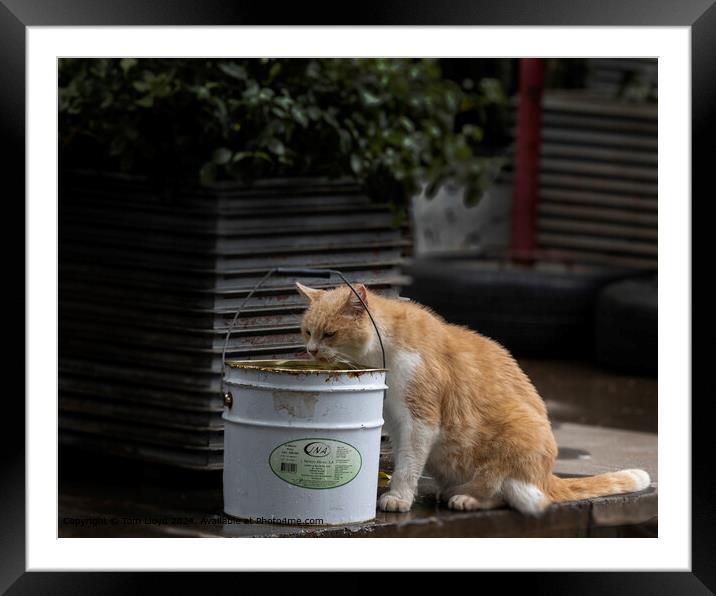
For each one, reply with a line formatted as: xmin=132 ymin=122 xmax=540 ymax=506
xmin=5 ymin=0 xmax=710 ymax=590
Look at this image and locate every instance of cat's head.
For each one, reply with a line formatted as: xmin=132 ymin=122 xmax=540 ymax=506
xmin=295 ymin=282 xmax=374 ymax=365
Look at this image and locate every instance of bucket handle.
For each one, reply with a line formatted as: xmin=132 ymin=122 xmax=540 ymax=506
xmin=221 ymin=268 xmax=387 ymax=378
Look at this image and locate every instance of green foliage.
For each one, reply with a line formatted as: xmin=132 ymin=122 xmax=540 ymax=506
xmin=58 ymin=58 xmax=507 ymax=217
xmin=617 ymin=70 xmax=658 ymax=103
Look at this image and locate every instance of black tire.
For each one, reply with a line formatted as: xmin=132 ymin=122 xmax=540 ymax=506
xmin=595 ymin=275 xmax=657 ymax=375
xmin=403 ymin=257 xmax=632 ymax=356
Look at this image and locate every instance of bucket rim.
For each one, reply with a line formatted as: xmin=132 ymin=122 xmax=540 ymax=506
xmin=225 ymin=358 xmax=387 ymax=374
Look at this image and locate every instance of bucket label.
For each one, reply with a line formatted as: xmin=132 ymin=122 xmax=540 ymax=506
xmin=269 ymin=438 xmax=362 ymax=490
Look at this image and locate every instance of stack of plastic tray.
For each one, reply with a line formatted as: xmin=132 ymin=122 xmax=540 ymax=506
xmin=59 ymin=171 xmax=410 ymax=469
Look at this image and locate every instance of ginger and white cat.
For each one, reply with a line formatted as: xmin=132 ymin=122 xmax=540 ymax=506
xmin=296 ymin=282 xmax=651 ymax=515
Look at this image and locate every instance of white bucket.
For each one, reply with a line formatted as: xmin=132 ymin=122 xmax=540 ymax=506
xmin=223 ymin=359 xmax=386 ymax=525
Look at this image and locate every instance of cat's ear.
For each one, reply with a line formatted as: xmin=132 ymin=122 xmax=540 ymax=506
xmin=345 ymin=284 xmax=368 ymax=314
xmin=295 ymin=282 xmax=323 ymax=302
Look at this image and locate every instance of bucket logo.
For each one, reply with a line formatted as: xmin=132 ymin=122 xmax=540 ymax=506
xmin=270 ymin=438 xmax=362 ymax=489
xmin=303 ymin=441 xmax=331 ymax=457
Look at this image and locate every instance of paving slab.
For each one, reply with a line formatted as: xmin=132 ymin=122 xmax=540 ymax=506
xmin=553 ymin=422 xmax=657 ymax=481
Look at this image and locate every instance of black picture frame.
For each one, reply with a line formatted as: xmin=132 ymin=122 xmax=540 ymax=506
xmin=5 ymin=0 xmax=709 ymax=590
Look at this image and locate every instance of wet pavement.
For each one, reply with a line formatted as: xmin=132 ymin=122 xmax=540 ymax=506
xmin=521 ymin=358 xmax=657 ymax=433
xmin=59 ymin=358 xmax=657 ymax=538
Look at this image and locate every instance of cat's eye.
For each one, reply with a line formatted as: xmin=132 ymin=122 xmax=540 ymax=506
xmin=304 ymin=329 xmax=311 ymax=336
xmin=324 ymin=331 xmax=336 ymax=338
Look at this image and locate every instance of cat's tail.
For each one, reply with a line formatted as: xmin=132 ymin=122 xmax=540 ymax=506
xmin=547 ymin=469 xmax=651 ymax=503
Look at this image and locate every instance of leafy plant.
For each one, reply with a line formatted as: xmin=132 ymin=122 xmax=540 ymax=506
xmin=59 ymin=58 xmax=508 ymax=218
xmin=617 ymin=70 xmax=658 ymax=103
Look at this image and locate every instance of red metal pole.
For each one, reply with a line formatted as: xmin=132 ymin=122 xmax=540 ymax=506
xmin=511 ymin=58 xmax=544 ymax=261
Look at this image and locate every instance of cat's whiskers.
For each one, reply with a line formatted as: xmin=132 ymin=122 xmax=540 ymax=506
xmin=326 ymin=349 xmax=360 ymax=370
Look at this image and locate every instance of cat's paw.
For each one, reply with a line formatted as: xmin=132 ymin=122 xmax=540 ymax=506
xmin=447 ymin=494 xmax=482 ymax=511
xmin=378 ymin=492 xmax=412 ymax=512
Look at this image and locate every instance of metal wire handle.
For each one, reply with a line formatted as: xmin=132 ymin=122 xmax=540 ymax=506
xmin=221 ymin=267 xmax=387 ymax=377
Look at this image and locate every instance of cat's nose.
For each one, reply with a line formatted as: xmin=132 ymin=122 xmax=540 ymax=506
xmin=308 ymin=347 xmax=318 ymax=355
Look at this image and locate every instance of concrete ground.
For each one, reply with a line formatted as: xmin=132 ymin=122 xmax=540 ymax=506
xmin=520 ymin=358 xmax=657 ymax=434
xmin=59 ymin=359 xmax=657 ymax=538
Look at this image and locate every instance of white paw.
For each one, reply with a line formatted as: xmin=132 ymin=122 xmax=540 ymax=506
xmin=378 ymin=492 xmax=412 ymax=512
xmin=447 ymin=494 xmax=481 ymax=511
